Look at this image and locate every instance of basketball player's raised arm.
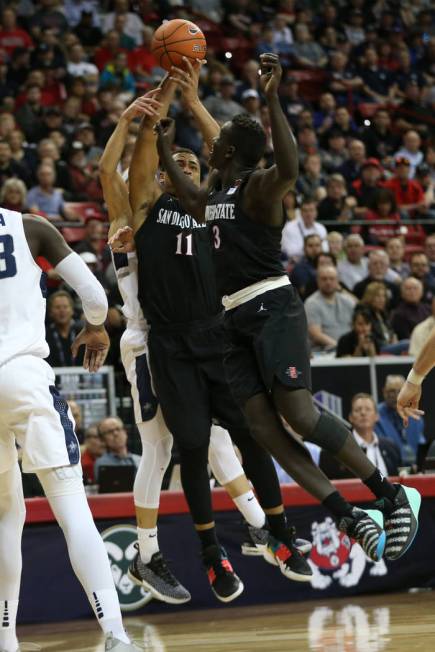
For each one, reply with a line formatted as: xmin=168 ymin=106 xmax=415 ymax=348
xmin=23 ymin=214 xmax=110 ymax=372
xmin=99 ymin=92 xmax=162 ymax=239
xmin=397 ymin=326 xmax=435 ymax=425
xmin=246 ymin=54 xmax=298 ymax=217
xmin=129 ymin=78 xmax=177 ymax=232
xmin=169 ymin=58 xmax=220 ymax=149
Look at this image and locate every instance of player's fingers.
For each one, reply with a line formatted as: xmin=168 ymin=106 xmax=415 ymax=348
xmin=169 ymin=77 xmax=188 ymax=88
xmin=71 ymin=336 xmax=82 ymax=359
xmin=182 ymin=56 xmax=195 ymax=74
xmin=83 ymin=347 xmax=90 ymax=371
xmin=172 ymin=65 xmax=190 ymax=79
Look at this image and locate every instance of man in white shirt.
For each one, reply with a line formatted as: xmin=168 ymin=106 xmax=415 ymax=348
xmin=319 ymin=394 xmax=402 ymax=479
xmin=281 ymin=197 xmax=327 ymax=263
xmin=102 ymin=0 xmax=145 ymax=45
xmin=337 ymin=233 xmax=368 ymax=291
xmin=409 ymin=296 xmax=435 ymax=356
xmin=67 ymin=43 xmax=99 ymax=78
xmin=305 ymin=265 xmax=356 ymax=351
xmin=395 ymin=130 xmax=424 ymax=178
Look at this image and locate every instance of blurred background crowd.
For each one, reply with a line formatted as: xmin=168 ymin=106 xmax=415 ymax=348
xmin=2 ymin=0 xmax=435 ymax=491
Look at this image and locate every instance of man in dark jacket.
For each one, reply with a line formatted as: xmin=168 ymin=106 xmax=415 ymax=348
xmin=319 ymin=393 xmax=401 ymax=479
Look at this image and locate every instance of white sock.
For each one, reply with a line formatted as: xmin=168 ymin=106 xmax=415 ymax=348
xmin=233 ymin=491 xmax=266 ymax=528
xmin=0 ymin=600 xmax=19 ymax=652
xmin=138 ymin=526 xmax=159 ymax=563
xmin=90 ymin=589 xmax=130 ymax=644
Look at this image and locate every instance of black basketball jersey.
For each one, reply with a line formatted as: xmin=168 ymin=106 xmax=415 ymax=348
xmin=205 ymin=175 xmax=285 ymax=297
xmin=135 ymin=192 xmax=221 ymax=325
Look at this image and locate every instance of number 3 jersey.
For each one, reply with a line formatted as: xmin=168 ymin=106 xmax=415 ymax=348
xmin=0 ymin=208 xmax=49 ymax=366
xmin=135 ymin=193 xmax=221 ymax=325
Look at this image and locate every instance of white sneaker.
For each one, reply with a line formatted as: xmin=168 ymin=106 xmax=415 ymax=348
xmin=105 ymin=633 xmax=141 ymax=650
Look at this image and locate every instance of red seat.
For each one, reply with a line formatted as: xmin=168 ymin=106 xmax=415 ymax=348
xmin=63 ymin=202 xmax=105 ymax=223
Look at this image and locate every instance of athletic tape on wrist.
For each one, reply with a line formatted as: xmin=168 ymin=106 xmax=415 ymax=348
xmin=407 ymin=369 xmax=425 ymax=386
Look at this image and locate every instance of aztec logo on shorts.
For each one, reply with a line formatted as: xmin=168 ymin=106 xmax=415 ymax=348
xmin=286 ymin=366 xmax=300 ymax=379
xmin=101 ymin=524 xmax=152 ymax=611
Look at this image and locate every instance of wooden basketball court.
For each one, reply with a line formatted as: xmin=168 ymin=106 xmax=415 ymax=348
xmin=17 ymin=590 xmax=435 ymax=651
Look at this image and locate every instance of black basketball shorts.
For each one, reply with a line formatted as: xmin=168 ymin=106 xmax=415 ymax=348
xmin=223 ymin=285 xmax=312 ymax=406
xmin=148 ymin=315 xmax=246 ymax=450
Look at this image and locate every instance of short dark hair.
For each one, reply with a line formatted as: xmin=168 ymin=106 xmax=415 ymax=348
xmin=229 ymin=113 xmax=266 ymax=167
xmin=160 ymin=148 xmax=199 ymax=172
xmin=352 ymin=305 xmax=372 ymax=324
xmin=314 ymin=252 xmax=336 ymax=268
xmin=48 ymin=290 xmax=74 ymax=310
xmin=304 ymin=233 xmax=321 ymax=246
xmin=351 ymin=392 xmax=377 ymax=411
xmin=301 ymin=196 xmax=317 ymax=207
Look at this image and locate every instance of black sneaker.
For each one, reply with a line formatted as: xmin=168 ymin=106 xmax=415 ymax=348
xmin=265 ymin=531 xmax=313 ymax=582
xmin=203 ymin=544 xmax=244 ymax=603
xmin=338 ymin=507 xmax=385 ymax=562
xmin=376 ymin=485 xmax=421 ymax=561
xmin=128 ymin=543 xmax=191 ymax=604
xmin=242 ymin=523 xmax=312 ymax=558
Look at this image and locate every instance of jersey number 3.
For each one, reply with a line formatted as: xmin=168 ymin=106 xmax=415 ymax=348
xmin=0 ymin=234 xmax=17 ymax=279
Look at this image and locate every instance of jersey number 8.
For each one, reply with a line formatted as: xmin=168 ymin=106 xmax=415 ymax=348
xmin=0 ymin=235 xmax=17 ymax=279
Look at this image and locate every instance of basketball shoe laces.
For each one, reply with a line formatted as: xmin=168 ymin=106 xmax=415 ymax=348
xmin=134 ymin=543 xmax=179 ymax=586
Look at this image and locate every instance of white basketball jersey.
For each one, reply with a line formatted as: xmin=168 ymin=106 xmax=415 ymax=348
xmin=0 ymin=208 xmax=49 ymax=366
xmin=112 ymin=251 xmax=147 ymax=332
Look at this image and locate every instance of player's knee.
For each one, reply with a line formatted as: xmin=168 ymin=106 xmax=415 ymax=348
xmin=0 ymin=464 xmax=25 ymax=520
xmin=303 ymin=412 xmax=350 ymax=454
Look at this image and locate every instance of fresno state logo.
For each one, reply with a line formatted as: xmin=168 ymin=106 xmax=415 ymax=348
xmin=309 ymin=517 xmax=352 ymax=570
xmin=307 ymin=517 xmax=387 ymax=590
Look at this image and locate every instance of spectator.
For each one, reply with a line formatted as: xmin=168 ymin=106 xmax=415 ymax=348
xmin=30 ymin=0 xmax=69 ymax=38
xmin=386 ymin=237 xmax=410 ymax=280
xmin=281 ymin=197 xmax=327 ymax=263
xmin=45 ymin=290 xmax=84 ymax=367
xmin=391 ymin=277 xmax=431 ymax=340
xmin=74 ymin=217 xmax=105 ymax=259
xmin=313 ymin=92 xmax=336 ymax=134
xmin=0 ymin=139 xmax=30 ymax=187
xmin=353 ymin=250 xmax=400 ymax=307
xmin=376 ymin=375 xmax=426 ymax=466
xmin=321 ymin=130 xmax=348 ymax=173
xmin=337 ymin=233 xmax=368 ymax=291
xmin=297 ymin=127 xmax=319 ymax=167
xmin=81 ymin=425 xmax=106 ymax=486
xmin=327 ymin=106 xmax=359 ymax=142
xmin=279 ymin=76 xmax=309 ymax=130
xmin=336 ymin=306 xmax=379 ymax=358
xmin=35 ymin=137 xmax=71 ymax=189
xmin=102 ymin=0 xmax=145 ymax=46
xmin=351 ymin=158 xmax=384 ymax=217
xmin=425 ymin=234 xmax=435 ymax=277
xmin=409 ymin=296 xmax=435 ymax=356
xmin=7 ymin=128 xmax=32 ymax=167
xmin=68 ymin=399 xmax=84 ymax=443
xmin=395 ymin=130 xmax=424 ymax=178
xmin=74 ymin=122 xmax=102 ymax=163
xmin=112 ymin=13 xmax=135 ymax=51
xmin=394 ymin=80 xmax=432 ymax=136
xmin=385 ymin=155 xmax=426 ymax=218
xmin=305 ymin=266 xmax=356 ymax=352
xmin=64 ymin=1 xmax=101 ymax=29
xmin=26 ymin=163 xmax=75 ymax=222
xmin=409 ymin=252 xmax=435 ymax=304
xmin=203 ymin=76 xmax=243 ymax=124
xmin=344 ymin=9 xmax=366 ymax=46
xmin=0 ymin=7 xmax=33 ymax=56
xmin=67 ymin=42 xmax=99 ymax=78
xmin=235 ymin=60 xmax=261 ymax=102
xmin=317 ymin=173 xmax=354 ymax=231
xmin=128 ymin=26 xmax=157 ymax=79
xmin=304 ymin=252 xmax=340 ymax=300
xmin=66 ymin=141 xmax=103 ymax=202
xmin=328 ymin=50 xmax=363 ymax=105
xmin=0 ymin=177 xmax=27 ymax=212
xmin=292 ymin=23 xmax=327 ymax=68
xmin=296 ymin=153 xmax=326 ymax=200
xmin=99 ymin=51 xmax=136 ymax=96
xmin=94 ymin=416 xmax=141 ymax=483
xmin=365 ymin=188 xmax=402 ymax=245
xmin=290 ymin=233 xmax=322 ymax=299
xmin=241 ymin=89 xmax=261 ymax=123
xmin=15 ymin=84 xmax=45 ymax=143
xmin=94 ymin=30 xmax=125 ymax=71
xmin=360 ymin=46 xmax=393 ymax=103
xmin=319 ymin=394 xmax=401 ymax=479
xmin=339 ymin=139 xmax=366 ymax=187
xmin=362 ymin=108 xmax=400 ymax=162
xmin=360 ymin=281 xmax=399 ymax=353
xmin=74 ymin=10 xmax=103 ymax=49
xmin=327 ymin=231 xmax=344 ymax=260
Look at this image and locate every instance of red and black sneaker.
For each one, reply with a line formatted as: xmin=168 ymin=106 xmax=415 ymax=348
xmin=202 ymin=545 xmax=244 ymax=603
xmin=266 ymin=534 xmax=312 ymax=582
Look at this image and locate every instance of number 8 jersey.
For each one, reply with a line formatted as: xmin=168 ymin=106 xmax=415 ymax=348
xmin=135 ymin=193 xmax=221 ymax=326
xmin=0 ymin=209 xmax=49 ymax=366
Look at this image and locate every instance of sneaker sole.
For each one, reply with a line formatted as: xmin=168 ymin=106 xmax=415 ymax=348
xmin=386 ymin=486 xmax=421 ymax=561
xmin=241 ymin=543 xmax=267 ymax=556
xmin=128 ymin=570 xmax=191 ymax=605
xmin=263 ymin=541 xmax=312 ymax=566
xmin=211 ymin=578 xmax=244 ymax=603
xmin=276 ymin=559 xmax=313 ymax=583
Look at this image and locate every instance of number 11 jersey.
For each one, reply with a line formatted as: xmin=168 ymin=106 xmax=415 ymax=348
xmin=135 ymin=193 xmax=221 ymax=326
xmin=0 ymin=208 xmax=49 ymax=367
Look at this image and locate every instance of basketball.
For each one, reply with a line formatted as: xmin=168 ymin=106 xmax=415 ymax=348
xmin=151 ymin=19 xmax=207 ymax=71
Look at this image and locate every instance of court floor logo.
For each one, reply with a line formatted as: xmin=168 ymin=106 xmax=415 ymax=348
xmin=101 ymin=524 xmax=152 ymax=611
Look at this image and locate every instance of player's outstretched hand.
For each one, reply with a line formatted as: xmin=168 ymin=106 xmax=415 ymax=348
xmin=259 ymin=53 xmax=282 ymax=98
xmin=109 ymin=226 xmax=135 ymax=253
xmin=169 ymin=57 xmax=204 ymax=104
xmin=154 ymin=118 xmax=175 ymax=157
xmin=72 ymin=324 xmax=110 ymax=373
xmin=121 ymin=89 xmax=163 ymax=123
xmin=396 ymin=380 xmax=424 ymax=427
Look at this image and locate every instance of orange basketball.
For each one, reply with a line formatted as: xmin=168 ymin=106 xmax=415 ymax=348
xmin=151 ymin=19 xmax=207 ymax=71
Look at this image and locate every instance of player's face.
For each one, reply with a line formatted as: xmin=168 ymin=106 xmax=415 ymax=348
xmin=209 ymin=123 xmax=232 ymax=169
xmin=163 ymin=152 xmax=201 ymax=193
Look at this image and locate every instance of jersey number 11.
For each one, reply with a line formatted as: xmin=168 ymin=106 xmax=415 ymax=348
xmin=175 ymin=232 xmax=193 ymax=256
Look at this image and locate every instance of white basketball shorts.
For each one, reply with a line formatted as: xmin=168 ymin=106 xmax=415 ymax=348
xmin=0 ymin=355 xmax=80 ymax=474
xmin=120 ymin=327 xmax=160 ymax=425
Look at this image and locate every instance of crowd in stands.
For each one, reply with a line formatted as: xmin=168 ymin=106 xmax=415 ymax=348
xmin=0 ymin=1 xmax=434 ymax=363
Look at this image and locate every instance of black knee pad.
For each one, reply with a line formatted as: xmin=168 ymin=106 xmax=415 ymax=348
xmin=305 ymin=412 xmax=350 ymax=454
